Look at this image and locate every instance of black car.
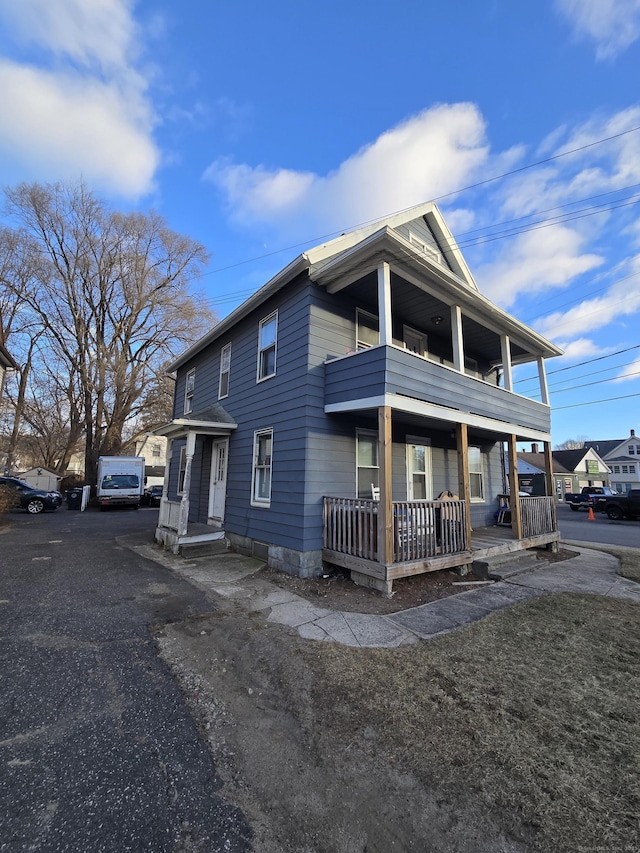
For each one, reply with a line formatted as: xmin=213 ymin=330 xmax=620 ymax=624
xmin=146 ymin=484 xmax=163 ymax=507
xmin=0 ymin=476 xmax=63 ymax=514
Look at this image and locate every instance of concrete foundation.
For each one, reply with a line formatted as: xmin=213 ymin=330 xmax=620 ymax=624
xmin=226 ymin=533 xmax=323 ymax=578
xmin=350 ymin=569 xmax=394 ymax=597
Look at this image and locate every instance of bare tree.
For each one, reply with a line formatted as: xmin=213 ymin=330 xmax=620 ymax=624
xmin=555 ymin=437 xmax=588 ymax=450
xmin=1 ymin=181 xmax=215 ymax=483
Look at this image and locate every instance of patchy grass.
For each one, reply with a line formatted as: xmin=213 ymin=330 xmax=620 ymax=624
xmin=573 ymin=542 xmax=640 ymax=583
xmin=307 ymin=593 xmax=640 ymax=852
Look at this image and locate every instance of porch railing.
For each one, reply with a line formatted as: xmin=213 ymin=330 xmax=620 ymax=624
xmin=520 ymin=495 xmax=556 ymax=538
xmin=158 ymin=498 xmax=181 ymax=532
xmin=323 ymin=497 xmax=468 ymax=563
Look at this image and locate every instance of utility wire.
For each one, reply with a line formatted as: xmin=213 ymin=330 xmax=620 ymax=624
xmin=515 ymin=343 xmax=640 ymax=385
xmin=554 ymin=392 xmax=640 ymax=410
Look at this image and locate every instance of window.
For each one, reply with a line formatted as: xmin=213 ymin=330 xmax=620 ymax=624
xmin=184 ymin=369 xmax=195 ymax=414
xmin=257 ymin=312 xmax=277 ymax=381
xmin=407 ymin=443 xmax=432 ymax=500
xmin=612 ymin=465 xmax=621 ymax=473
xmin=152 ymin=443 xmax=161 ymax=458
xmin=252 ymin=429 xmax=273 ymax=505
xmin=356 ymin=430 xmax=378 ymax=498
xmin=468 ymin=446 xmax=484 ymax=501
xmin=622 ymin=465 xmax=630 ymax=474
xmin=219 ymin=343 xmax=231 ymax=399
xmin=629 ymin=445 xmax=635 ymax=455
xmin=177 ymin=446 xmax=187 ymax=494
xmin=356 ymin=309 xmax=379 ymax=350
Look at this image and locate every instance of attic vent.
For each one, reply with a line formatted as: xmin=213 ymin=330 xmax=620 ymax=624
xmin=409 ymin=231 xmax=441 ymax=262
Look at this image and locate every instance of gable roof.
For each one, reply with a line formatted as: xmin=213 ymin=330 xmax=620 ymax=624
xmin=585 ymin=438 xmax=633 ymax=459
xmin=518 ymin=447 xmax=608 ymax=474
xmin=168 ymin=201 xmax=562 ymax=372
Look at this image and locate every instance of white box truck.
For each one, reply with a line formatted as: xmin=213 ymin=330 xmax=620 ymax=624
xmin=96 ymin=456 xmax=145 ymax=510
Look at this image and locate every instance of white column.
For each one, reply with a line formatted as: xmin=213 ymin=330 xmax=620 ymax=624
xmin=501 ymin=334 xmax=513 ymax=391
xmin=377 ymin=262 xmax=392 ymax=346
xmin=158 ymin=437 xmax=173 ymax=528
xmin=451 ymin=304 xmax=464 ymax=372
xmin=537 ymin=356 xmax=550 ymax=405
xmin=178 ymin=431 xmax=196 ymax=536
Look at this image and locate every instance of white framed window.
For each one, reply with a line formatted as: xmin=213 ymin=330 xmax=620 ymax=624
xmin=356 ymin=309 xmax=379 ymax=350
xmin=356 ymin=430 xmax=379 ymax=499
xmin=406 ymin=443 xmax=432 ymax=500
xmin=152 ymin=443 xmax=161 ymax=458
xmin=184 ymin=368 xmax=195 ymax=414
xmin=257 ymin=312 xmax=277 ymax=381
xmin=612 ymin=465 xmax=621 ymax=473
xmin=251 ymin=429 xmax=273 ymax=505
xmin=219 ymin=342 xmax=231 ymax=399
xmin=177 ymin=446 xmax=187 ymax=494
xmin=629 ymin=445 xmax=635 ymax=455
xmin=468 ymin=446 xmax=484 ymax=501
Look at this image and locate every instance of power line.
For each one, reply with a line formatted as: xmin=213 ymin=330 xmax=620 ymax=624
xmin=554 ymin=391 xmax=640 ymax=410
xmin=515 ymin=343 xmax=640 ymax=385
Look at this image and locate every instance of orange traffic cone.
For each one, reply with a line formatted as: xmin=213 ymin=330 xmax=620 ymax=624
xmin=588 ymin=507 xmax=595 ymax=521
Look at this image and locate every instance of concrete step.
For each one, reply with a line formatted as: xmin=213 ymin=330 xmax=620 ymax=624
xmin=178 ymin=538 xmax=228 ymax=558
xmin=473 ymin=550 xmax=541 ymax=581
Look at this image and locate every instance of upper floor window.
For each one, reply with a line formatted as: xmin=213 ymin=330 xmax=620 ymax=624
xmin=356 ymin=309 xmax=379 ymax=351
xmin=469 ymin=446 xmax=484 ymax=501
xmin=251 ymin=429 xmax=273 ymax=505
xmin=629 ymin=445 xmax=635 ymax=455
xmin=257 ymin=312 xmax=277 ymax=381
xmin=177 ymin=446 xmax=187 ymax=494
xmin=219 ymin=343 xmax=231 ymax=399
xmin=184 ymin=369 xmax=195 ymax=414
xmin=152 ymin=443 xmax=161 ymax=458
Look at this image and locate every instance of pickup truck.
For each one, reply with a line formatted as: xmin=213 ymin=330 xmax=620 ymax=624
xmin=564 ymin=486 xmax=618 ymax=511
xmin=602 ymin=489 xmax=640 ymax=520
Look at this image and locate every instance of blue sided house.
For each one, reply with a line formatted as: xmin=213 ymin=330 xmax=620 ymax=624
xmin=155 ymin=202 xmax=562 ymax=594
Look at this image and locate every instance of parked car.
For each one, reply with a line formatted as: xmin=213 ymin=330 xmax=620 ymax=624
xmin=602 ymin=489 xmax=640 ymax=521
xmin=143 ymin=484 xmax=163 ymax=507
xmin=0 ymin=476 xmax=63 ymax=514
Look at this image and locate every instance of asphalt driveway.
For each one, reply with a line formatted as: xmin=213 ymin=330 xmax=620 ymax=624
xmin=0 ymin=507 xmax=251 ymax=853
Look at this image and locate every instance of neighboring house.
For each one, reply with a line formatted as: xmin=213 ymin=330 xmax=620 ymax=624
xmin=517 ymin=444 xmax=611 ymax=499
xmin=585 ymin=430 xmax=640 ymax=493
xmin=155 ymin=202 xmax=563 ymax=593
xmin=134 ymin=433 xmax=167 ymax=488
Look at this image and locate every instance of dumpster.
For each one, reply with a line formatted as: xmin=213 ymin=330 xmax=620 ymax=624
xmin=66 ymin=488 xmax=83 ymax=510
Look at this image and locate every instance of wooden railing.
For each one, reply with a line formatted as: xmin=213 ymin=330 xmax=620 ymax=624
xmin=158 ymin=498 xmax=181 ymax=531
xmin=323 ymin=497 xmax=468 ymax=563
xmin=520 ymin=495 xmax=556 ymax=538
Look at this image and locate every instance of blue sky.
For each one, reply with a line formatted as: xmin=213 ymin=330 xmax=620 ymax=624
xmin=1 ymin=0 xmax=639 ymax=448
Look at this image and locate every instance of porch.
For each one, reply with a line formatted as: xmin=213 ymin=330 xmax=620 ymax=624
xmin=322 ymin=494 xmax=559 ymax=591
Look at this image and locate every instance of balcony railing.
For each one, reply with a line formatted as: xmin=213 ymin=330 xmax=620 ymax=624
xmin=323 ymin=497 xmax=468 ymax=563
xmin=520 ymin=495 xmax=556 ymax=537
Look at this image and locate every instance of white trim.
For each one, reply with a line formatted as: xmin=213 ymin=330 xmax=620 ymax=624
xmin=406 ymin=443 xmax=433 ymax=500
xmin=356 ymin=428 xmax=379 ymax=499
xmin=251 ymin=428 xmax=273 ymax=506
xmin=355 ymin=307 xmax=379 ymax=350
xmin=377 ymin=262 xmax=392 ymax=346
xmin=177 ymin=446 xmax=187 ymax=495
xmin=257 ymin=311 xmax=278 ymax=382
xmin=325 ymin=392 xmax=552 ymax=443
xmin=218 ymin=342 xmax=231 ymax=399
xmin=184 ymin=368 xmax=195 ymax=414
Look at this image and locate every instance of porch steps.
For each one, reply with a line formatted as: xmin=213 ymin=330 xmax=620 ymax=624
xmin=178 ymin=535 xmax=228 ymax=559
xmin=473 ymin=550 xmax=541 ymax=581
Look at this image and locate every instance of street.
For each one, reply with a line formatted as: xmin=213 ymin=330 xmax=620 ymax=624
xmin=556 ymin=502 xmax=640 ymax=548
xmin=0 ymin=506 xmax=251 ymax=853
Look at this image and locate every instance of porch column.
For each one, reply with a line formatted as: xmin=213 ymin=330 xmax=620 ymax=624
xmin=377 ymin=406 xmax=393 ymax=566
xmin=451 ymin=305 xmax=464 ymax=373
xmin=543 ymin=440 xmax=558 ymax=535
xmin=158 ymin=437 xmax=173 ymax=528
xmin=178 ymin=431 xmax=196 ymax=537
xmin=537 ymin=356 xmax=550 ymax=405
xmin=500 ymin=334 xmax=513 ymax=392
xmin=506 ymin=434 xmax=523 ymax=538
xmin=456 ymin=423 xmax=473 ymax=547
xmin=377 ymin=262 xmax=392 ymax=346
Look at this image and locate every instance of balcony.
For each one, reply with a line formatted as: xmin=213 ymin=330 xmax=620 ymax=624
xmin=325 ymin=345 xmax=551 ymax=437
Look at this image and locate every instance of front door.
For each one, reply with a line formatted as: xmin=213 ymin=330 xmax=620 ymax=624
xmin=208 ymin=439 xmax=228 ymax=524
xmin=407 ymin=444 xmax=433 ymax=500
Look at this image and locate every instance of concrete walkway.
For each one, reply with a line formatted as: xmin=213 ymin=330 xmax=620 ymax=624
xmin=126 ymin=538 xmax=640 ymax=649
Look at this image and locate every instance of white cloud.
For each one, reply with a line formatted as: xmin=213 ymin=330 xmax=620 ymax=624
xmin=556 ymin=0 xmax=640 ymax=58
xmin=535 ymin=275 xmax=640 ymax=340
xmin=204 ymin=103 xmax=490 ymax=235
xmin=474 ymin=224 xmax=603 ymax=309
xmin=614 ymin=357 xmax=640 ymax=381
xmin=0 ymin=0 xmax=158 ymax=198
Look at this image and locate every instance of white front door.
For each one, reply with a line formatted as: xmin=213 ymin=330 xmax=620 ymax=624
xmin=407 ymin=444 xmax=433 ymax=500
xmin=208 ymin=439 xmax=228 ymax=524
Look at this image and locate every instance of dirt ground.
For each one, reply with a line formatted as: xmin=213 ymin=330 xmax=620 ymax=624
xmin=154 ymin=549 xmax=580 ymax=852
